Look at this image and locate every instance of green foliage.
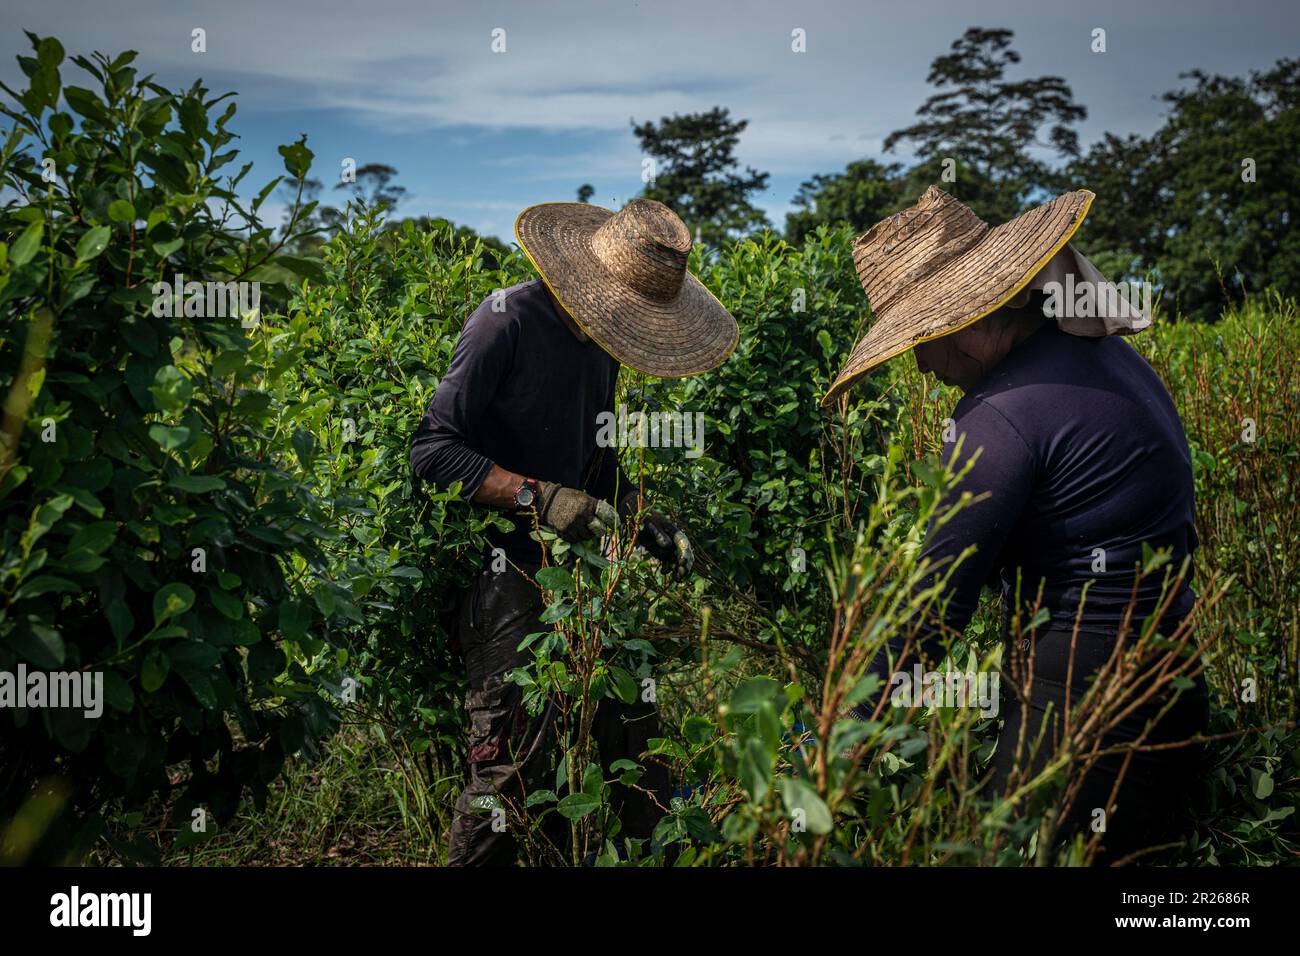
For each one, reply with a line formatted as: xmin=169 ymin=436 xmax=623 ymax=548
xmin=632 ymin=107 xmax=771 ymax=245
xmin=882 ymin=27 xmax=1087 ymax=223
xmin=785 ymin=159 xmax=904 ymax=245
xmin=0 ymin=34 xmax=342 ymax=863
xmin=4 ymin=33 xmax=1296 ymax=868
xmin=634 ymin=227 xmax=888 ymax=649
xmin=271 ymin=207 xmax=533 ymax=767
xmin=1071 ymin=59 xmax=1300 ymax=320
xmin=1137 ymin=294 xmax=1300 ymax=724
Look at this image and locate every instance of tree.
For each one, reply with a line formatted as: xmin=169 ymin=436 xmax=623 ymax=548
xmin=576 ymin=183 xmax=595 ymax=203
xmin=884 ymin=27 xmax=1086 ymax=223
xmin=785 ymin=159 xmax=903 ymax=245
xmin=0 ymin=34 xmax=342 ymax=861
xmin=632 ymin=107 xmax=770 ymax=245
xmin=1062 ymin=131 xmax=1166 ymax=285
xmin=335 ymin=162 xmax=406 ymax=213
xmin=1071 ymin=58 xmax=1300 ymax=320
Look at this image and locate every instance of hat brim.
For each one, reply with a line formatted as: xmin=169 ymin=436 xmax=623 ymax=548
xmin=514 ymin=203 xmax=739 ymax=378
xmin=822 ymin=189 xmax=1095 ymax=406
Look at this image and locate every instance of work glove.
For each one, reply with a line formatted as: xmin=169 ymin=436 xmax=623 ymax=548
xmin=536 ymin=481 xmax=617 ymax=542
xmin=618 ymin=491 xmax=694 ymax=578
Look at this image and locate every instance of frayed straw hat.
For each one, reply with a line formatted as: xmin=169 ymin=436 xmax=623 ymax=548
xmin=823 ymin=185 xmax=1096 ymax=405
xmin=515 ymin=199 xmax=739 ymax=378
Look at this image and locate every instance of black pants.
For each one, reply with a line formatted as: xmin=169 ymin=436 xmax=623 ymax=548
xmin=445 ymin=563 xmax=670 ymax=866
xmin=987 ymin=627 xmax=1209 ymax=864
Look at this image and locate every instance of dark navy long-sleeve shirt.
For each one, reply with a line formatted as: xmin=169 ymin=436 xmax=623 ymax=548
xmin=877 ymin=321 xmax=1198 ymax=675
xmin=410 ymin=279 xmax=628 ymax=565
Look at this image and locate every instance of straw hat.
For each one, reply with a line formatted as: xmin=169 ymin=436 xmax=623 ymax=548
xmin=515 ymin=199 xmax=739 ymax=378
xmin=822 ymin=185 xmax=1095 ymax=405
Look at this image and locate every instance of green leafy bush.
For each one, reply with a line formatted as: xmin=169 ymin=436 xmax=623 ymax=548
xmin=270 ymin=206 xmax=533 ymax=770
xmin=0 ymin=35 xmax=344 ymax=862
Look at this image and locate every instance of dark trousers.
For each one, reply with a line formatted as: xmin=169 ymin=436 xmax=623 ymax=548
xmin=445 ymin=563 xmax=670 ymax=866
xmin=987 ymin=627 xmax=1209 ymax=864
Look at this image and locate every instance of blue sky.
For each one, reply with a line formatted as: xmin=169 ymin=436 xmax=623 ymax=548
xmin=2 ymin=0 xmax=1297 ymax=241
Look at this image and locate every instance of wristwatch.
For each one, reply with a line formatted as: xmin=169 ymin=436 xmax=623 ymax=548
xmin=513 ymin=477 xmax=542 ymax=511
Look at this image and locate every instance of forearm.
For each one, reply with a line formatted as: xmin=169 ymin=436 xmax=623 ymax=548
xmin=472 ymin=463 xmax=526 ymax=509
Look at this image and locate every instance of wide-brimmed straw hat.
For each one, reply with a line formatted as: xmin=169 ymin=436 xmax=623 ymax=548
xmin=822 ymin=185 xmax=1096 ymax=405
xmin=515 ymin=199 xmax=739 ymax=378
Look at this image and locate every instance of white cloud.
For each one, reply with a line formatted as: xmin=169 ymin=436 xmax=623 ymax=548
xmin=3 ymin=0 xmax=1296 ymax=234
xmin=12 ymin=0 xmax=1294 ymax=168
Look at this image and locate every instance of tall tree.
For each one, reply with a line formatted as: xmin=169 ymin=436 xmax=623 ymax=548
xmin=632 ymin=107 xmax=770 ymax=245
xmin=884 ymin=27 xmax=1086 ymax=223
xmin=784 ymin=159 xmax=903 ymax=245
xmin=278 ymin=163 xmax=409 ymax=249
xmin=1071 ymin=58 xmax=1300 ymax=320
xmin=335 ymin=162 xmax=407 ymax=213
xmin=576 ymin=183 xmax=595 ymax=203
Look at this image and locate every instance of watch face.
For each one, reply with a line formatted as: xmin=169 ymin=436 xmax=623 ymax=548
xmin=515 ymin=484 xmax=535 ymax=508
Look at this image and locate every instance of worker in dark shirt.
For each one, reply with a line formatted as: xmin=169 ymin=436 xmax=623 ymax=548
xmin=907 ymin=315 xmax=1198 ymax=643
xmin=824 ymin=186 xmax=1208 ymax=863
xmin=410 ymin=278 xmax=629 ymax=567
xmin=411 ymin=198 xmax=738 ymax=866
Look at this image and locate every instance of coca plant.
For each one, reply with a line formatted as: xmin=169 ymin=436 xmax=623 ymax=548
xmin=271 ymin=206 xmax=530 ymax=801
xmin=0 ymin=34 xmax=343 ymax=862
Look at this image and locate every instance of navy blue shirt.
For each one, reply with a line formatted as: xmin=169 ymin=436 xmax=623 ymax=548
xmin=896 ymin=321 xmax=1198 ymax=667
xmin=409 ymin=279 xmax=627 ymax=565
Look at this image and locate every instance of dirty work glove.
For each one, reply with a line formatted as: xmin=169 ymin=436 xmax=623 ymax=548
xmin=618 ymin=492 xmax=694 ymax=578
xmin=536 ymin=481 xmax=617 ymax=542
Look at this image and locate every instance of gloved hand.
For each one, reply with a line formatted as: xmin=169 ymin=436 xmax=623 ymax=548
xmin=618 ymin=491 xmax=694 ymax=578
xmin=536 ymin=481 xmax=617 ymax=542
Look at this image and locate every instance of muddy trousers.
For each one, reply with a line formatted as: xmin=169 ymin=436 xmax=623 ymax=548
xmin=986 ymin=627 xmax=1210 ymax=864
xmin=445 ymin=563 xmax=670 ymax=866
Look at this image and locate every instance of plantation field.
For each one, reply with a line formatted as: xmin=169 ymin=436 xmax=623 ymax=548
xmin=139 ymin=230 xmax=1300 ymax=866
xmin=1 ymin=41 xmax=1296 ymax=867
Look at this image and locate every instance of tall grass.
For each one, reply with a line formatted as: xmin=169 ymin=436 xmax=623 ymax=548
xmin=1139 ymin=293 xmax=1299 ymax=724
